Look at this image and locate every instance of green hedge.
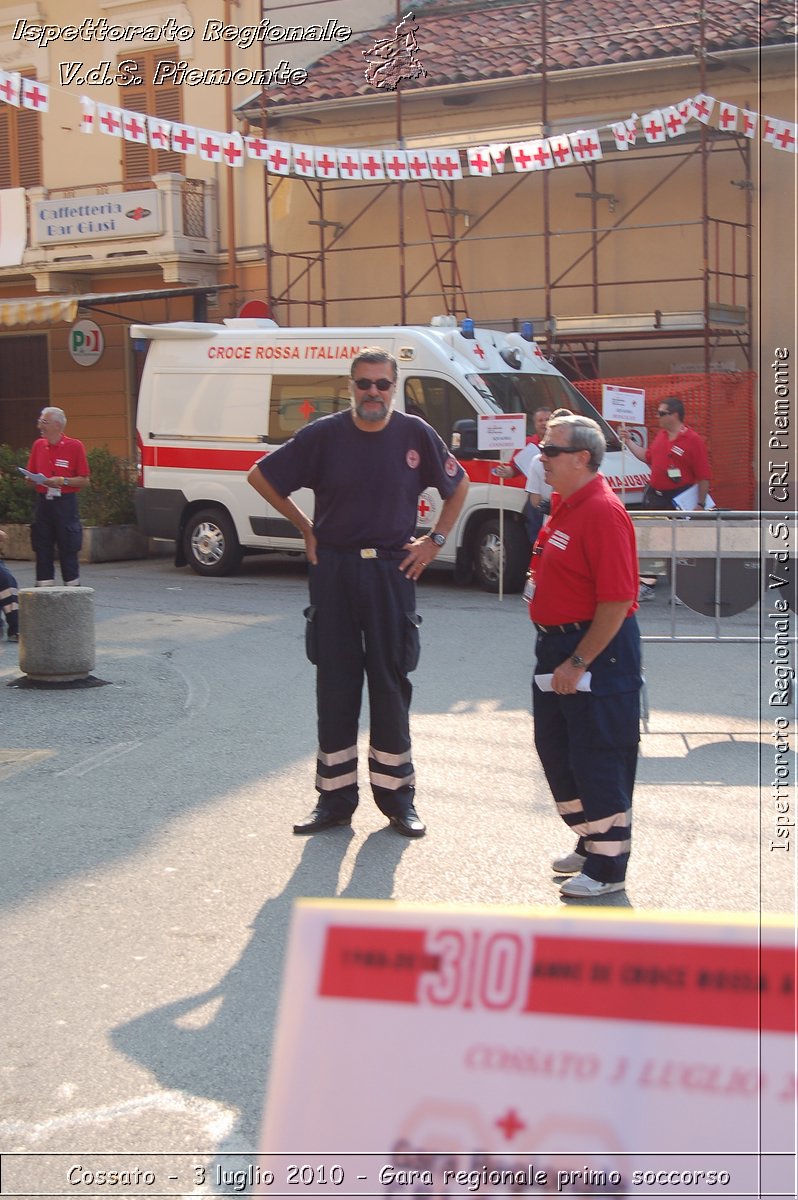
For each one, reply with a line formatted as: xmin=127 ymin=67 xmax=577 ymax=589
xmin=0 ymin=444 xmax=136 ymax=526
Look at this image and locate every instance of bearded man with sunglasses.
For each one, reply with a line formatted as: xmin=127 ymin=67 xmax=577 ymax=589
xmin=529 ymin=413 xmax=641 ymax=897
xmin=248 ymin=347 xmax=468 ymax=838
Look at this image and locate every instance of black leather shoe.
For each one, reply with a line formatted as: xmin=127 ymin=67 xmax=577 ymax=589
xmin=388 ymin=806 xmax=426 ymax=838
xmin=293 ymin=806 xmax=352 ymax=835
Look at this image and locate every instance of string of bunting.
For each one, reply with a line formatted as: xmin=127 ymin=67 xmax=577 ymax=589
xmin=1 ymin=68 xmax=796 ymax=179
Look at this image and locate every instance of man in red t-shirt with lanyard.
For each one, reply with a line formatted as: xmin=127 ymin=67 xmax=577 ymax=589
xmin=621 ymin=396 xmax=711 ymax=509
xmin=26 ymin=408 xmax=90 ymax=586
xmin=529 ymin=412 xmax=641 ymax=897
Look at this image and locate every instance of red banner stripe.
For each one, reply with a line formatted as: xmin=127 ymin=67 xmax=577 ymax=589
xmin=319 ymin=926 xmax=436 ymax=1003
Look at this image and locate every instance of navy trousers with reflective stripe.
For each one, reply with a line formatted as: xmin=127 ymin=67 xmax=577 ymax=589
xmin=532 ymin=617 xmax=641 ymax=884
xmin=0 ymin=561 xmax=19 ymax=636
xmin=308 ymin=548 xmax=419 ymax=817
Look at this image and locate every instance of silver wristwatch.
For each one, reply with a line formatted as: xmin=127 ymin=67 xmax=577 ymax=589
xmin=430 ymin=531 xmax=447 ymax=547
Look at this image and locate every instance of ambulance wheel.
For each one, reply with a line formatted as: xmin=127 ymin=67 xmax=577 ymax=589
xmin=473 ymin=518 xmax=528 ymax=594
xmin=183 ymin=507 xmax=243 ymax=576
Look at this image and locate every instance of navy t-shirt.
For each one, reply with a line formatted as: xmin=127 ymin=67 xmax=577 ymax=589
xmin=257 ymin=409 xmax=465 ymax=550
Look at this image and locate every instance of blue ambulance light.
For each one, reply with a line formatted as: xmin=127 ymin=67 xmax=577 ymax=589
xmin=460 ymin=318 xmax=475 ymax=339
xmin=521 ymin=321 xmax=534 ymax=341
xmin=133 ymin=338 xmax=148 ymax=352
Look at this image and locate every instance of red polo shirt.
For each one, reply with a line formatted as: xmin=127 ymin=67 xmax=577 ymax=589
xmin=529 ymin=474 xmax=639 ymax=625
xmin=27 ymin=435 xmax=90 ymax=495
xmin=645 ymin=426 xmax=711 ymax=492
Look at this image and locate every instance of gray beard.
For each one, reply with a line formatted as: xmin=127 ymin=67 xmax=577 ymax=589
xmin=355 ymin=400 xmax=389 ymax=423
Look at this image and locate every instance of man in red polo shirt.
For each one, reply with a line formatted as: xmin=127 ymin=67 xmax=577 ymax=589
xmin=621 ymin=396 xmax=711 ymax=509
xmin=529 ymin=412 xmax=641 ymax=897
xmin=26 ymin=407 xmax=90 ymax=586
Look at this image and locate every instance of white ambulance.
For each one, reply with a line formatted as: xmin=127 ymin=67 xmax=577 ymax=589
xmin=132 ymin=317 xmax=649 ymax=592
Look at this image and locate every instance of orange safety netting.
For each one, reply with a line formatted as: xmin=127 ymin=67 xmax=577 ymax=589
xmin=573 ymin=373 xmax=756 ymax=510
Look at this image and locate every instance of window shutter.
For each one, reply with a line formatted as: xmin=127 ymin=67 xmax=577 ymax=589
xmin=0 ymin=108 xmax=11 ymax=189
xmin=120 ymin=49 xmax=182 ymax=183
xmin=0 ymin=73 xmax=42 ymax=188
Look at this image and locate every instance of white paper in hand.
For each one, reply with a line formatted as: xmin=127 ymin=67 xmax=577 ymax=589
xmin=534 ymin=672 xmax=592 ymax=692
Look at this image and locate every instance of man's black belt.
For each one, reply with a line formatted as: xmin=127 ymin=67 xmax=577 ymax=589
xmin=534 ymin=620 xmax=592 ymax=635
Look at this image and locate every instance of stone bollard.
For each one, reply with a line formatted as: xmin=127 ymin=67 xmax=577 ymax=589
xmin=18 ymin=587 xmax=96 ymax=682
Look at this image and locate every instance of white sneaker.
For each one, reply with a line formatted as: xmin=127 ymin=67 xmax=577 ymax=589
xmin=551 ymin=850 xmax=587 ymax=875
xmin=559 ymin=873 xmax=626 ymax=898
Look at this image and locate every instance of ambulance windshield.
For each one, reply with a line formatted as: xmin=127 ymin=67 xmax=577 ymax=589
xmin=466 ymin=373 xmax=622 ymax=450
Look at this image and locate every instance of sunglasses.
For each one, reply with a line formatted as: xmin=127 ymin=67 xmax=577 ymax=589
xmin=540 ymin=444 xmax=584 ymax=458
xmin=353 ymin=377 xmax=394 ymax=392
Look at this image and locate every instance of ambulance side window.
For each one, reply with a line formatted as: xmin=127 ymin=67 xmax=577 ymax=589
xmin=269 ymin=374 xmax=351 ymax=443
xmin=404 ymin=377 xmax=474 ymax=444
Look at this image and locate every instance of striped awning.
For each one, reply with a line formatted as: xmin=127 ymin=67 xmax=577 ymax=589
xmin=0 ymin=295 xmax=80 ymax=327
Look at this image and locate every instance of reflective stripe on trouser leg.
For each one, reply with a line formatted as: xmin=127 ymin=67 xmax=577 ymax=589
xmin=311 ymin=551 xmax=364 ymax=815
xmin=533 ymin=685 xmax=638 ymax=885
xmin=361 ymin=560 xmax=417 ymax=817
xmin=0 ymin=564 xmax=19 ymax=636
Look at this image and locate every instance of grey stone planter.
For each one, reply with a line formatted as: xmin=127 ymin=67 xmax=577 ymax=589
xmin=1 ymin=523 xmax=148 ymax=563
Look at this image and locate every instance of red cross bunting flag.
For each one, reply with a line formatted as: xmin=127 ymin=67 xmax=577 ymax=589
xmin=0 ymin=69 xmax=21 ymax=106
xmin=97 ymin=103 xmax=123 ymax=138
xmin=406 ymin=149 xmax=431 ymax=179
xmin=197 ymin=130 xmax=223 ymax=163
xmin=359 ymin=149 xmax=386 ymax=179
xmin=662 ymin=105 xmax=686 ymax=138
xmin=741 ymin=109 xmax=758 ymax=138
xmin=641 ymin=109 xmax=667 ymax=143
xmin=570 ymin=130 xmax=603 ymax=162
xmin=718 ymin=102 xmax=738 ymax=132
xmin=772 ymin=121 xmax=797 ymax=152
xmin=690 ymin=93 xmax=716 ymax=123
xmin=79 ymin=96 xmax=95 ymax=134
xmin=171 ymin=123 xmax=197 ymax=155
xmin=148 ymin=116 xmax=171 ymax=151
xmin=489 ymin=144 xmax=508 ymax=173
xmin=467 ymin=146 xmax=493 ymax=176
xmin=314 ymin=147 xmax=339 ymax=179
xmin=122 ymin=110 xmax=148 ymax=144
xmin=20 ymin=78 xmax=48 ymax=111
xmin=222 ymin=133 xmax=244 ymax=168
xmin=548 ymin=134 xmax=574 ymax=167
xmin=337 ymin=149 xmax=363 ymax=180
xmin=429 ymin=149 xmax=462 ymax=179
xmin=611 ymin=117 xmax=638 ymax=149
xmin=761 ymin=115 xmax=779 ymax=144
xmin=244 ymin=135 xmax=270 ymax=161
xmin=384 ymin=150 xmax=410 ymax=180
xmin=528 ymin=139 xmax=554 ymax=169
xmin=292 ymin=144 xmax=316 ymax=177
xmin=509 ymin=141 xmax=535 ymax=172
xmin=265 ymin=141 xmax=291 ymax=175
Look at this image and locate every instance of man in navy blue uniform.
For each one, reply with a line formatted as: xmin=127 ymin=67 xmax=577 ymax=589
xmin=248 ymin=347 xmax=468 ymax=837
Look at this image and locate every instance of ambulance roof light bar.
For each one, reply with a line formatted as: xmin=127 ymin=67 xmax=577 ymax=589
xmin=521 ymin=321 xmax=534 ymax=341
xmin=460 ymin=318 xmax=475 ymax=339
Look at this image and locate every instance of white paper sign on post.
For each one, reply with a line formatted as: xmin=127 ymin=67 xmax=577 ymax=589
xmin=260 ymin=902 xmax=794 ymax=1198
xmin=602 ymin=384 xmax=646 ymax=424
xmin=477 ymin=413 xmax=527 ymax=451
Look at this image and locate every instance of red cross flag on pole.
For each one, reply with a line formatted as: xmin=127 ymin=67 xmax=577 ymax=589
xmin=97 ymin=104 xmax=123 ymax=138
xmin=0 ymin=69 xmax=21 ymax=106
xmin=642 ymin=110 xmax=667 ymax=143
xmin=548 ymin=134 xmax=574 ymax=167
xmin=690 ymin=93 xmax=716 ymax=124
xmin=20 ymin=78 xmax=48 ymax=112
xmin=122 ymin=110 xmax=148 ymax=144
xmin=315 ymin=147 xmax=339 ymax=178
xmin=148 ymin=116 xmax=171 ymax=150
xmin=337 ymin=149 xmax=363 ymax=180
xmin=198 ymin=130 xmax=223 ymax=163
xmin=171 ymin=123 xmax=198 ymax=155
xmin=467 ymin=146 xmax=492 ymax=176
xmin=79 ymin=96 xmax=95 ymax=135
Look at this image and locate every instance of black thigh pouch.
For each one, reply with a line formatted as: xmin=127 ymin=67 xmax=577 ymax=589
xmin=404 ymin=612 xmax=422 ymax=673
xmin=303 ymin=605 xmax=318 ymax=665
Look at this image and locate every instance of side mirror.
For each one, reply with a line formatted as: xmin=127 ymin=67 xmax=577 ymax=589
xmin=451 ymin=418 xmax=494 ymax=460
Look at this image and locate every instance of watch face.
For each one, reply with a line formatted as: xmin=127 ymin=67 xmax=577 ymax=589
xmin=431 ymin=532 xmax=446 ymax=546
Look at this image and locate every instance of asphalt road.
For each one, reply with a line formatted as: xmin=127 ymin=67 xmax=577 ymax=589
xmin=0 ymin=554 xmax=789 ymax=1184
